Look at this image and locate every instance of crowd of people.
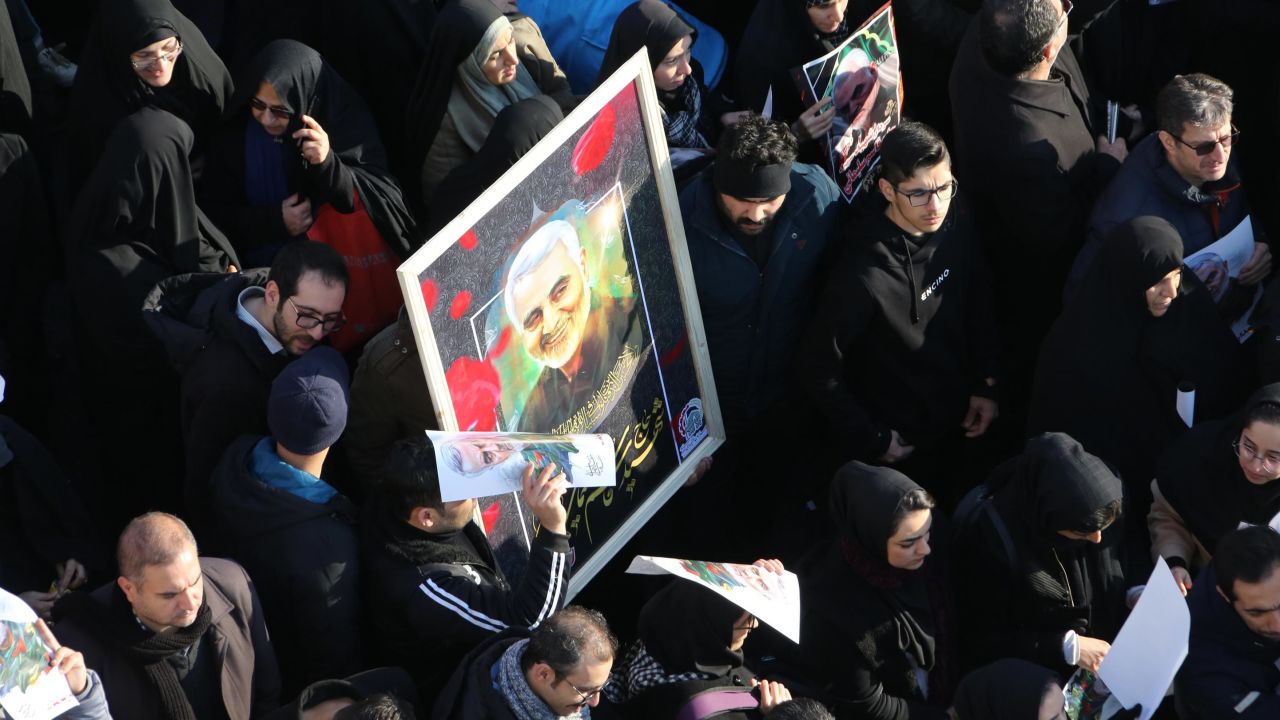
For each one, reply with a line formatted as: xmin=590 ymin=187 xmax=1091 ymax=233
xmin=2 ymin=0 xmax=1280 ymax=718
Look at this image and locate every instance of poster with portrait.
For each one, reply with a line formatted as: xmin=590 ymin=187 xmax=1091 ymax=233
xmin=0 ymin=588 xmax=77 ymax=720
xmin=792 ymin=2 xmax=902 ymax=201
xmin=626 ymin=556 xmax=801 ymax=642
xmin=397 ymin=51 xmax=724 ymax=596
xmin=425 ymin=430 xmax=616 ymax=502
xmin=1182 ymin=215 xmax=1263 ymax=342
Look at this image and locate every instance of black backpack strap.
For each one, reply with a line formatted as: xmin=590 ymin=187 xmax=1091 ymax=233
xmin=982 ymin=501 xmax=1020 ymax=572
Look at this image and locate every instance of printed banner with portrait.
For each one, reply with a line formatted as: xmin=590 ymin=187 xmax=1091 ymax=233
xmin=397 ymin=51 xmax=724 ymax=595
xmin=792 ymin=2 xmax=902 ymax=201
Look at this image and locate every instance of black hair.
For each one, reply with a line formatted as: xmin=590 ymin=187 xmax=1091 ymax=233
xmin=1215 ymin=525 xmax=1280 ymax=602
xmin=878 ymin=121 xmax=950 ymax=185
xmin=891 ymin=487 xmax=936 ymax=534
xmin=268 ymin=239 xmax=350 ymax=301
xmin=717 ymin=112 xmax=798 ymax=170
xmin=1156 ymin=73 xmax=1232 ymax=137
xmin=520 ymin=606 xmax=618 ymax=678
xmin=768 ymin=699 xmax=837 ymax=720
xmin=331 ymin=693 xmax=415 ymax=720
xmin=978 ymin=0 xmax=1059 ymax=78
xmin=379 ymin=437 xmax=445 ymax=519
xmin=1242 ymin=401 xmax=1280 ymax=430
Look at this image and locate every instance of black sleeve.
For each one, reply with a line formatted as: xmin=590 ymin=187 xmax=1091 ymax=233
xmin=304 ymin=147 xmax=357 ymax=213
xmin=963 ymin=228 xmax=1002 ymax=390
xmin=403 ymin=528 xmax=570 ymax=648
xmin=198 ymin=131 xmax=295 ymax=252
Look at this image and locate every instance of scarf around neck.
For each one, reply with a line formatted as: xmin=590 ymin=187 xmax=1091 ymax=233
xmin=451 ymin=15 xmax=540 ymax=152
xmin=495 ymin=638 xmax=589 ymax=720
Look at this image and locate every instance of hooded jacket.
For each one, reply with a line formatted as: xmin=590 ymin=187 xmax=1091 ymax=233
xmin=798 ymin=197 xmax=1000 ymax=460
xmin=209 ymin=434 xmax=362 ymax=696
xmin=953 ymin=433 xmax=1126 ymax=674
xmin=679 ymin=162 xmax=842 ymax=432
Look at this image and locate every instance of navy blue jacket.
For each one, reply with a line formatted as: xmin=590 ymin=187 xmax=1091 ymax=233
xmin=1175 ymin=565 xmax=1280 ymax=719
xmin=1070 ymin=133 xmax=1253 ymax=294
xmin=680 ymin=162 xmax=841 ymax=432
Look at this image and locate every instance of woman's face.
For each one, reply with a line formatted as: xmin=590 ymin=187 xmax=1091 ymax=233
xmin=806 ymin=0 xmax=850 ymax=35
xmin=482 ymin=28 xmax=521 ymax=85
xmin=886 ymin=509 xmax=932 ymax=570
xmin=654 ymin=35 xmax=694 ymax=93
xmin=1238 ymin=421 xmax=1280 ymax=485
xmin=250 ymin=81 xmax=292 ymax=136
xmin=728 ymin=612 xmax=758 ymax=651
xmin=130 ymin=35 xmax=182 ymax=87
xmin=1144 ymin=267 xmax=1181 ymax=317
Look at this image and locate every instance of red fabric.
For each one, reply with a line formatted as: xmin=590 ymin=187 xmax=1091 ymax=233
xmin=306 ymin=190 xmax=401 ymax=352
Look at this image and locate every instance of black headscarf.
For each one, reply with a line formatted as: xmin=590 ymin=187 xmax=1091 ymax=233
xmin=233 ymin=39 xmax=419 ymax=257
xmin=952 ymin=659 xmax=1061 ymax=720
xmin=1157 ymin=383 xmax=1280 ymax=555
xmin=638 ymin=579 xmax=747 ymax=676
xmin=987 ymin=433 xmax=1126 ymax=637
xmin=404 ymin=0 xmax=507 ymax=199
xmin=0 ymin=0 xmax=31 ymax=133
xmin=67 ymin=107 xmax=238 ymax=360
xmin=1029 ymin=216 xmax=1245 ymax=487
xmin=67 ymin=0 xmax=234 ymax=197
xmin=829 ymin=461 xmax=938 ymax=675
xmin=597 ymin=0 xmax=695 ymax=84
xmin=426 ymin=94 xmax=562 ymax=236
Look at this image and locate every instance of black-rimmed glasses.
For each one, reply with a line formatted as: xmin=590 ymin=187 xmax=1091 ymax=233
xmin=891 ymin=180 xmax=958 ymax=207
xmin=288 ymin=298 xmax=346 ymax=333
xmin=564 ymin=678 xmax=604 ymax=709
xmin=1174 ymin=124 xmax=1240 ymax=157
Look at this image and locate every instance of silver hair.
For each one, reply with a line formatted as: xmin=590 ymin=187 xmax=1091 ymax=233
xmin=502 ymin=220 xmax=584 ymax=330
xmin=1157 ymin=73 xmax=1233 ymax=136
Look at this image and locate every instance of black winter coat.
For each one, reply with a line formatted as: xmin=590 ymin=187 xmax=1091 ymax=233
xmin=209 ymin=434 xmax=363 ymax=696
xmin=432 ymin=631 xmax=526 ymax=720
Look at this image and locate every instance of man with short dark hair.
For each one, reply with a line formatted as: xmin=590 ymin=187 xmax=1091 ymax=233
xmin=53 ymin=512 xmax=281 ymax=720
xmin=1073 ymin=73 xmax=1270 ymax=296
xmin=679 ymin=112 xmax=841 ymax=436
xmin=209 ymin=346 xmax=362 ymax=695
xmin=361 ymin=436 xmax=571 ymax=699
xmin=798 ymin=121 xmax=999 ymax=500
xmin=433 ymin=606 xmax=617 ymax=719
xmin=949 ymin=0 xmax=1126 ymax=434
xmin=1176 ymin=525 xmax=1280 ymax=719
xmin=145 ymin=240 xmax=349 ymax=525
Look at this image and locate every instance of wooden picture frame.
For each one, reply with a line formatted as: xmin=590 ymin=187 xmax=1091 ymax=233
xmin=396 ymin=51 xmax=724 ymax=595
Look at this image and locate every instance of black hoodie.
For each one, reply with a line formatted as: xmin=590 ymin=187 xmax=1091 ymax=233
xmin=798 ymin=197 xmax=1000 ymax=460
xmin=209 ymin=434 xmax=362 ymax=697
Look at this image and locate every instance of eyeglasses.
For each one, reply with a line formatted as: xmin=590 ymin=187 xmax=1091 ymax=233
xmin=733 ymin=615 xmax=760 ymax=631
xmin=563 ymin=678 xmax=603 ymax=708
xmin=1057 ymin=0 xmax=1073 ymax=27
xmin=288 ymin=298 xmax=346 ymax=333
xmin=1233 ymin=439 xmax=1280 ymax=473
xmin=250 ymin=96 xmax=295 ymax=121
xmin=130 ymin=40 xmax=183 ymax=71
xmin=891 ymin=180 xmax=958 ymax=207
xmin=1173 ymin=124 xmax=1240 ymax=157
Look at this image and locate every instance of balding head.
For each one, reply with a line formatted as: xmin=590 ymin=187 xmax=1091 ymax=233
xmin=117 ymin=512 xmax=198 ymax=585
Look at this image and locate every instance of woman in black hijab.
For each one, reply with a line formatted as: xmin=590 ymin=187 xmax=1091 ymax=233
xmin=950 ymin=659 xmax=1065 ymax=720
xmin=607 ymin=574 xmax=793 ymax=718
xmin=1029 ymin=216 xmax=1248 ymax=527
xmin=426 ymin=94 xmax=562 ymax=236
xmin=406 ymin=0 xmax=575 ymax=208
xmin=953 ymin=433 xmax=1126 ymax=676
xmin=596 ymin=0 xmax=729 ymax=176
xmin=1150 ymin=383 xmax=1280 ymax=595
xmin=755 ymin=462 xmax=954 ymax=719
xmin=200 ymin=39 xmax=417 ymax=351
xmin=66 ymin=0 xmax=233 ymax=200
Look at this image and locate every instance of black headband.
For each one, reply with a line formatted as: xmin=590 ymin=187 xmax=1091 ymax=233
xmin=713 ymin=157 xmax=792 ymax=200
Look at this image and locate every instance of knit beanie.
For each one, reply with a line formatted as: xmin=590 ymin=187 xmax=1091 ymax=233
xmin=268 ymin=346 xmax=350 ymax=455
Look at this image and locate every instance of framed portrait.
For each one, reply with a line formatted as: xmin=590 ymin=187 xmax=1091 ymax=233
xmin=792 ymin=2 xmax=902 ymax=201
xmin=396 ymin=50 xmax=725 ymax=595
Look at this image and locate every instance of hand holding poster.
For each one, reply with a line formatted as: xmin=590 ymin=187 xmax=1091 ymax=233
xmin=626 ymin=556 xmax=801 ymax=643
xmin=1182 ymin=216 xmax=1262 ymax=341
xmin=792 ymin=2 xmax=902 ymax=201
xmin=426 ymin=431 xmax=616 ymax=502
xmin=0 ymin=588 xmax=78 ymax=720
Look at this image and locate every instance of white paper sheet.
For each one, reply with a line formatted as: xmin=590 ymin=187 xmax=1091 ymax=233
xmin=1176 ymin=387 xmax=1195 ymax=428
xmin=626 ymin=556 xmax=801 ymax=643
xmin=0 ymin=588 xmax=78 ymax=720
xmin=762 ymin=86 xmax=773 ymax=119
xmin=426 ymin=431 xmax=616 ymax=502
xmin=1096 ymin=558 xmax=1190 ymax=720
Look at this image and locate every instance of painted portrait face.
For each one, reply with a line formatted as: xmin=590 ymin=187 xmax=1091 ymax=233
xmin=130 ymin=35 xmax=182 ymax=88
xmin=510 ymin=237 xmax=591 ymax=369
xmin=453 ymin=440 xmax=517 ymax=474
xmin=833 ymin=49 xmax=878 ymax=131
